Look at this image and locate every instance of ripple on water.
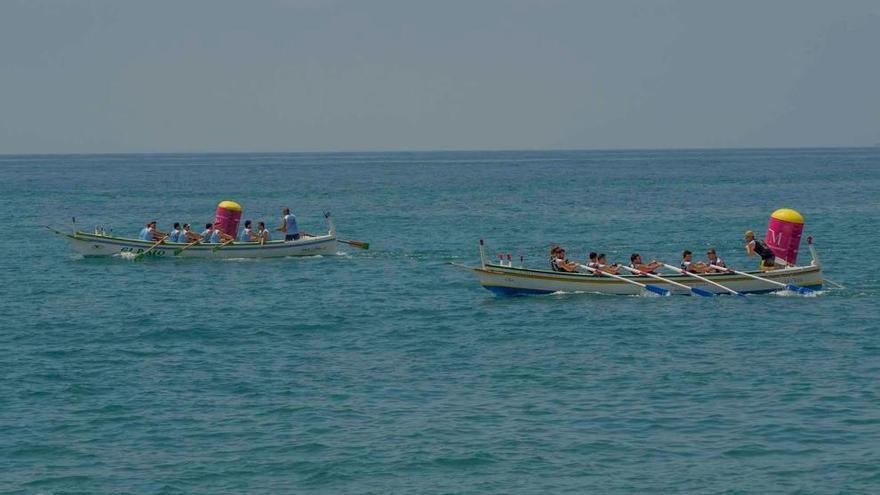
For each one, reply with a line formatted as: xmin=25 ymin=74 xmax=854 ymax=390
xmin=2 ymin=149 xmax=879 ymax=493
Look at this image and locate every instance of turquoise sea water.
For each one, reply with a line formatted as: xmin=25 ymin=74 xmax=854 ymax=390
xmin=1 ymin=148 xmax=878 ymax=493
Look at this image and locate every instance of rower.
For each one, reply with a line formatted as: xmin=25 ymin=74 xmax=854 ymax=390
xmin=211 ymin=223 xmax=234 ymax=243
xmin=277 ymin=207 xmax=300 ymax=241
xmin=238 ymin=220 xmax=259 ymax=242
xmin=138 ymin=221 xmax=154 ymax=241
xmin=681 ymin=250 xmax=709 ymax=273
xmin=585 ymin=252 xmax=600 ymax=276
xmin=200 ymin=223 xmax=215 ymax=243
xmin=596 ymin=253 xmax=620 ymax=274
xmin=629 ymin=253 xmax=662 ymax=274
xmin=257 ymin=221 xmax=271 ymax=243
xmin=744 ymin=230 xmax=776 ymax=270
xmin=549 ymin=246 xmax=578 ymax=272
xmin=147 ymin=222 xmax=166 ymax=241
xmin=705 ymin=248 xmax=726 ymax=272
xmin=180 ymin=223 xmax=200 ymax=243
xmin=169 ymin=223 xmax=182 ymax=243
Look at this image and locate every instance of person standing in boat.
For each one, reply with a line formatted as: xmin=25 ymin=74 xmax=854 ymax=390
xmin=238 ymin=220 xmax=260 ymax=241
xmin=277 ymin=207 xmax=300 ymax=241
xmin=744 ymin=230 xmax=776 ymax=270
xmin=705 ymin=248 xmax=727 ymax=272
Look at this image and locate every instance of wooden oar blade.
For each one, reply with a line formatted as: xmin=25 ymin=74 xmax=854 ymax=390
xmin=342 ymin=239 xmax=370 ymax=250
xmin=690 ymin=287 xmax=716 ymax=297
xmin=645 ymin=285 xmax=670 ymax=296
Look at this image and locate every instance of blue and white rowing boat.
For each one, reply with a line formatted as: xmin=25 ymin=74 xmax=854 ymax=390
xmin=464 ymin=241 xmax=824 ymax=296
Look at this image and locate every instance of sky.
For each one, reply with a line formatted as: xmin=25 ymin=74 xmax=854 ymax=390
xmin=1 ymin=0 xmax=878 ymax=153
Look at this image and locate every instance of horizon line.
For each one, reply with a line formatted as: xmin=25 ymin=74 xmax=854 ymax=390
xmin=0 ymin=144 xmax=877 ymax=158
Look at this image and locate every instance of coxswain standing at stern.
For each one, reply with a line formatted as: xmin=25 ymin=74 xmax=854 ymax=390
xmin=744 ymin=230 xmax=776 ymax=270
xmin=277 ymin=207 xmax=300 ymax=241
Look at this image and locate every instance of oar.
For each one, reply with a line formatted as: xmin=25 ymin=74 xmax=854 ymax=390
xmin=617 ymin=264 xmax=715 ymax=297
xmin=174 ymin=239 xmax=201 ymax=255
xmin=212 ymin=238 xmax=235 ymax=252
xmin=134 ymin=236 xmax=167 ymax=261
xmin=339 ymin=238 xmax=369 ymax=250
xmin=709 ymin=264 xmax=814 ymax=295
xmin=305 ymin=231 xmax=369 ymax=250
xmin=577 ymin=264 xmax=669 ymax=296
xmin=661 ymin=263 xmax=745 ymax=297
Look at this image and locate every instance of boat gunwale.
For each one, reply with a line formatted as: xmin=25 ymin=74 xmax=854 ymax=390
xmin=473 ymin=262 xmax=821 ymax=284
xmin=66 ymin=231 xmax=336 ymax=251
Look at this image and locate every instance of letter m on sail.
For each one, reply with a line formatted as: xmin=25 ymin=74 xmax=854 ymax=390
xmin=768 ymin=228 xmax=783 ymax=246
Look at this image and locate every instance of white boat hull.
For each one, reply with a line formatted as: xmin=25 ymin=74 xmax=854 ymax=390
xmin=470 ymin=263 xmax=824 ymax=296
xmin=63 ymin=231 xmax=338 ymax=259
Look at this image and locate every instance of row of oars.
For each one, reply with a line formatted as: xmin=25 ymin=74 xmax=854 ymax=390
xmin=578 ymin=262 xmax=815 ymax=298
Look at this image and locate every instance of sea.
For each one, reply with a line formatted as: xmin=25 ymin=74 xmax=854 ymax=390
xmin=1 ymin=148 xmax=878 ymax=494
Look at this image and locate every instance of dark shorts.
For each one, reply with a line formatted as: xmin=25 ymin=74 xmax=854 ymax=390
xmin=285 ymin=233 xmax=301 ymax=241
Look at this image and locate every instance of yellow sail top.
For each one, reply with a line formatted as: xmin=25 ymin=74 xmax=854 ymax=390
xmin=770 ymin=208 xmax=804 ymax=224
xmin=217 ymin=200 xmax=242 ymax=212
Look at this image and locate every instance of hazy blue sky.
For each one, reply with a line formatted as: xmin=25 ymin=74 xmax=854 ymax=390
xmin=1 ymin=0 xmax=878 ymax=153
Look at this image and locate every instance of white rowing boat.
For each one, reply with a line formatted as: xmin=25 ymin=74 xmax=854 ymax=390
xmin=51 ymin=215 xmax=339 ymax=259
xmin=463 ymin=241 xmax=824 ymax=296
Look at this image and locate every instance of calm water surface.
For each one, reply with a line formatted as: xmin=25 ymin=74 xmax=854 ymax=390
xmin=1 ymin=148 xmax=878 ymax=493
